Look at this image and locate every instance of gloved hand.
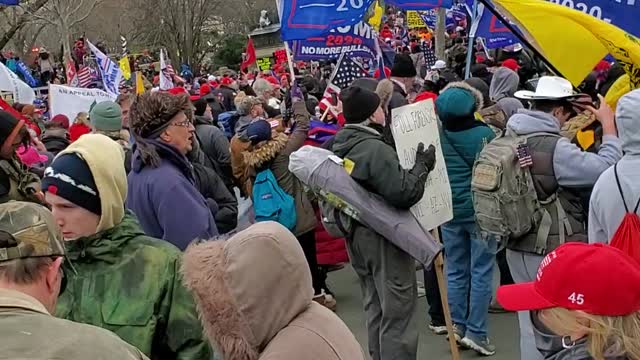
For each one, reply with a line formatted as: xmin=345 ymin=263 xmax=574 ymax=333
xmin=411 ymin=143 xmax=437 ymax=180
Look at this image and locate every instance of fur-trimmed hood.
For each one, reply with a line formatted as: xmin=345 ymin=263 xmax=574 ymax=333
xmin=242 ymin=132 xmax=288 ymax=169
xmin=441 ymin=81 xmax=484 ymax=111
xmin=181 ymin=222 xmax=314 ymax=360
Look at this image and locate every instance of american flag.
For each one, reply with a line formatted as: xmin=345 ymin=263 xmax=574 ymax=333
xmin=423 ymin=46 xmax=438 ymax=69
xmin=330 ymin=52 xmax=369 ymax=90
xmin=517 ymin=144 xmax=533 ymax=167
xmin=77 ymin=66 xmax=92 ymax=88
xmin=319 ymin=83 xmax=341 ymax=119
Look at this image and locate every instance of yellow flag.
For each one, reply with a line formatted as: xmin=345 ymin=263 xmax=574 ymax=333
xmin=491 ymin=0 xmax=640 ymax=88
xmin=135 ymin=71 xmax=145 ymax=95
xmin=119 ymin=57 xmax=131 ymax=80
xmin=368 ymin=0 xmax=384 ymax=31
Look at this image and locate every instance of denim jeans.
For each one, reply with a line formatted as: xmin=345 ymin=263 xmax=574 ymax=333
xmin=442 ymin=219 xmax=497 ymax=339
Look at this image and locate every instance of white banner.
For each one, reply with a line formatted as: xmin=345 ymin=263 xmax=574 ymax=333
xmin=49 ymin=84 xmax=116 ymax=121
xmin=160 ymin=49 xmax=174 ymax=90
xmin=0 ymin=61 xmax=36 ymax=104
xmin=87 ymin=40 xmax=122 ymax=98
xmin=392 ymin=99 xmax=453 ymax=231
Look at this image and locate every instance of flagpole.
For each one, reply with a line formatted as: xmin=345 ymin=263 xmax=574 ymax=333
xmin=284 ymin=42 xmax=297 ymax=85
xmin=476 ymin=0 xmax=566 ymax=79
xmin=464 ymin=0 xmax=478 ymax=79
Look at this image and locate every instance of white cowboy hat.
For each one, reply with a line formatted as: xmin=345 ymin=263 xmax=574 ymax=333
xmin=431 ymin=60 xmax=447 ymax=70
xmin=514 ymin=76 xmax=578 ymax=100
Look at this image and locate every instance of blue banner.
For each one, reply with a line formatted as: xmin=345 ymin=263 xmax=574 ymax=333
xmin=472 ymin=2 xmax=520 ymax=49
xmin=15 ymin=60 xmax=37 ymax=87
xmin=0 ymin=0 xmax=19 ymax=5
xmin=419 ymin=3 xmax=467 ymax=29
xmin=386 ymin=0 xmax=453 ymax=10
xmin=544 ymin=0 xmax=639 ymax=37
xmin=280 ymin=0 xmax=375 ymax=40
xmin=291 ymin=21 xmax=377 ymax=60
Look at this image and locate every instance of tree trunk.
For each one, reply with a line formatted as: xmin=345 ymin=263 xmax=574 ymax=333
xmin=435 ymin=7 xmax=446 ymax=60
xmin=0 ymin=0 xmax=51 ymax=50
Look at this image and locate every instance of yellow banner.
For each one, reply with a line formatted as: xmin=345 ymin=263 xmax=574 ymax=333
xmin=119 ymin=57 xmax=131 ymax=80
xmin=135 ymin=71 xmax=145 ymax=95
xmin=492 ymin=0 xmax=640 ymax=89
xmin=368 ymin=1 xmax=384 ymax=30
xmin=407 ymin=11 xmax=427 ymax=29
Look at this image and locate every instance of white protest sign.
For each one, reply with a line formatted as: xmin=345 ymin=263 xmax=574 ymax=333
xmin=0 ymin=61 xmax=36 ymax=104
xmin=49 ymin=84 xmax=116 ymax=121
xmin=392 ymin=99 xmax=453 ymax=231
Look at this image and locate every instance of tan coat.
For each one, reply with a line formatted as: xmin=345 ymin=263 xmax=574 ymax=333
xmin=0 ymin=289 xmax=149 ymax=360
xmin=182 ymin=222 xmax=366 ymax=360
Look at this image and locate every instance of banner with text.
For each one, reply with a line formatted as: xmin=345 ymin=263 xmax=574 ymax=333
xmin=49 ymin=84 xmax=116 ymax=121
xmin=291 ymin=21 xmax=377 ymax=61
xmin=407 ymin=11 xmax=427 ymax=28
xmin=386 ymin=0 xmax=453 ymax=10
xmin=392 ymin=100 xmax=453 ymax=231
xmin=0 ymin=61 xmax=35 ymax=104
xmin=280 ymin=0 xmax=376 ymax=40
xmin=257 ymin=57 xmax=272 ymax=71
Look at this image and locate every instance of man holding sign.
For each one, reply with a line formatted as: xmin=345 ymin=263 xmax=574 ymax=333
xmin=332 ymin=85 xmax=436 ymax=360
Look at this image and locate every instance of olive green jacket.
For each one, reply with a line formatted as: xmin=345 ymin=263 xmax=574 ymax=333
xmin=56 ymin=213 xmax=211 ymax=360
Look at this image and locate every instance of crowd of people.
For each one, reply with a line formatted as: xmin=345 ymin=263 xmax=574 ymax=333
xmin=1 ymin=5 xmax=640 ymax=360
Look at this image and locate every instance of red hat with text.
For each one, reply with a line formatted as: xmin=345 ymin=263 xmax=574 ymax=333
xmin=497 ymin=243 xmax=640 ymax=316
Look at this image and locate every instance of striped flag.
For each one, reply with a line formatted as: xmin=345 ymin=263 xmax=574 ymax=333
xmin=319 ymin=83 xmax=342 ymax=119
xmin=160 ymin=49 xmax=174 ymax=90
xmin=77 ymin=66 xmax=92 ymax=87
xmin=87 ymin=40 xmax=122 ymax=97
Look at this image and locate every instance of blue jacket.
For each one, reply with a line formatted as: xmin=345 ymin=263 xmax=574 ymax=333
xmin=126 ymin=140 xmax=218 ymax=250
xmin=441 ymin=123 xmax=495 ymax=221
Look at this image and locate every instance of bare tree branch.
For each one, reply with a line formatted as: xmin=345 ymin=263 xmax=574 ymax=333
xmin=0 ymin=0 xmax=50 ymax=50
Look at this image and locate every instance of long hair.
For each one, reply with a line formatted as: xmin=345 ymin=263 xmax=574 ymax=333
xmin=74 ymin=112 xmax=89 ymax=126
xmin=541 ymin=307 xmax=640 ymax=360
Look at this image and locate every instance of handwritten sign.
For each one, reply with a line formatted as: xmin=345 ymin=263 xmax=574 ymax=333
xmin=257 ymin=58 xmax=272 ymax=71
xmin=407 ymin=11 xmax=428 ymax=29
xmin=392 ymin=99 xmax=453 ymax=230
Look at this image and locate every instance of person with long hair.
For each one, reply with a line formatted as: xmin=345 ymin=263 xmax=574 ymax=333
xmin=69 ymin=112 xmax=91 ymax=142
xmin=498 ymin=242 xmax=640 ymax=360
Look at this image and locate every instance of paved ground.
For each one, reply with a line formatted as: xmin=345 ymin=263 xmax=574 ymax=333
xmin=327 ymin=266 xmax=521 ymax=360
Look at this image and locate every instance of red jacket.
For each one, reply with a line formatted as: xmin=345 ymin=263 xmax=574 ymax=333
xmin=69 ymin=123 xmax=91 ymax=142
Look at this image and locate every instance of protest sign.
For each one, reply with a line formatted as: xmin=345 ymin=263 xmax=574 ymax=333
xmin=291 ymin=21 xmax=377 ymax=61
xmin=407 ymin=11 xmax=427 ymax=28
xmin=257 ymin=57 xmax=272 ymax=71
xmin=280 ymin=0 xmax=376 ymax=40
xmin=49 ymin=84 xmax=116 ymax=122
xmin=386 ymin=0 xmax=453 ymax=10
xmin=0 ymin=61 xmax=35 ymax=104
xmin=392 ymin=100 xmax=453 ymax=231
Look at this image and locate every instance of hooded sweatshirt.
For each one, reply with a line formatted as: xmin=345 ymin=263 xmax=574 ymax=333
xmin=507 ymin=109 xmax=622 ymax=188
xmin=54 ymin=134 xmax=210 ymax=360
xmin=490 ymin=67 xmax=523 ymax=118
xmin=182 ymin=221 xmax=366 ymax=360
xmin=589 ymin=89 xmax=640 ymax=243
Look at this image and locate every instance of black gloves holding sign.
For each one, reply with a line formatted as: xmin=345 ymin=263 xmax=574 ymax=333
xmin=411 ymin=143 xmax=437 ymax=181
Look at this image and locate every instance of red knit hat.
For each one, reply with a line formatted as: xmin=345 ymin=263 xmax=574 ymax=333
xmin=497 ymin=243 xmax=640 ymax=316
xmin=502 ymin=59 xmax=520 ymax=71
xmin=167 ymin=87 xmax=187 ymax=96
xmin=200 ymin=84 xmax=211 ymax=96
xmin=220 ymin=77 xmax=234 ymax=86
xmin=415 ymin=91 xmax=438 ymax=105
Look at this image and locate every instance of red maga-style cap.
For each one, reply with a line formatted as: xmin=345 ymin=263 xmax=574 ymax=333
xmin=497 ymin=243 xmax=640 ymax=316
xmin=502 ymin=59 xmax=520 ymax=71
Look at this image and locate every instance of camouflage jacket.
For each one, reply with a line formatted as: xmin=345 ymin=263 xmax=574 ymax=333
xmin=56 ymin=213 xmax=212 ymax=360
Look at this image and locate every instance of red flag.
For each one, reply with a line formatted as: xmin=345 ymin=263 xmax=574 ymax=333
xmin=240 ymin=38 xmax=257 ymax=72
xmin=65 ymin=57 xmax=79 ymax=87
xmin=0 ymin=98 xmax=25 ymax=122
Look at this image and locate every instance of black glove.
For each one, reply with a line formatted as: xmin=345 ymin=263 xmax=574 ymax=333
xmin=411 ymin=143 xmax=437 ymax=180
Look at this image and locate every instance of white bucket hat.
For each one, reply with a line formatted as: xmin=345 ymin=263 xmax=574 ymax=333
xmin=514 ymin=76 xmax=578 ymax=100
xmin=431 ymin=60 xmax=447 ymax=70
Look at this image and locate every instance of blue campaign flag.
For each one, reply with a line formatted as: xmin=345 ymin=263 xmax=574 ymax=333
xmin=543 ymin=0 xmax=640 ymax=37
xmin=291 ymin=21 xmax=377 ymax=60
xmin=419 ymin=3 xmax=467 ymax=30
xmin=469 ymin=1 xmax=520 ymax=49
xmin=15 ymin=60 xmax=37 ymax=87
xmin=0 ymin=0 xmax=20 ymax=5
xmin=386 ymin=0 xmax=453 ymax=10
xmin=280 ymin=0 xmax=375 ymax=41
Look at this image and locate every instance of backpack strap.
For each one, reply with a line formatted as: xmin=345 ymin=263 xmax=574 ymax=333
xmin=614 ymin=163 xmax=640 ymax=214
xmin=441 ymin=130 xmax=474 ymax=169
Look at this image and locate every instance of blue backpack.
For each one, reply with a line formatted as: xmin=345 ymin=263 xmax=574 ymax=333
xmin=252 ymin=169 xmax=297 ymax=230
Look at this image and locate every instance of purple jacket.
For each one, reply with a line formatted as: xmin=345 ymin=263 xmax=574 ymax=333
xmin=126 ymin=139 xmax=218 ymax=250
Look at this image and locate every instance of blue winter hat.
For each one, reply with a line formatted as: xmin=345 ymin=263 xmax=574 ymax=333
xmin=246 ymin=120 xmax=272 ymax=145
xmin=435 ymin=82 xmax=483 ymax=123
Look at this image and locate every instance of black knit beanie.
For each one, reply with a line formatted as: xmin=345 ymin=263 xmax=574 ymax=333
xmin=340 ymin=86 xmax=381 ymax=124
xmin=42 ymin=153 xmax=101 ymax=215
xmin=391 ymin=53 xmax=417 ymax=78
xmin=193 ymin=98 xmax=208 ymax=117
xmin=0 ymin=111 xmax=21 ymax=144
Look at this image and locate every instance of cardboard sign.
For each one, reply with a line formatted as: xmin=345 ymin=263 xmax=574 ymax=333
xmin=49 ymin=84 xmax=116 ymax=121
xmin=407 ymin=10 xmax=428 ymax=29
xmin=391 ymin=99 xmax=453 ymax=230
xmin=257 ymin=57 xmax=272 ymax=71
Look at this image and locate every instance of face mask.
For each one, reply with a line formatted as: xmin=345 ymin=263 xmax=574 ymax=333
xmin=531 ymin=311 xmax=579 ymax=359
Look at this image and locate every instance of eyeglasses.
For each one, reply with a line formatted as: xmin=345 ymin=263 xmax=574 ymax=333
xmin=170 ymin=119 xmax=192 ymax=128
